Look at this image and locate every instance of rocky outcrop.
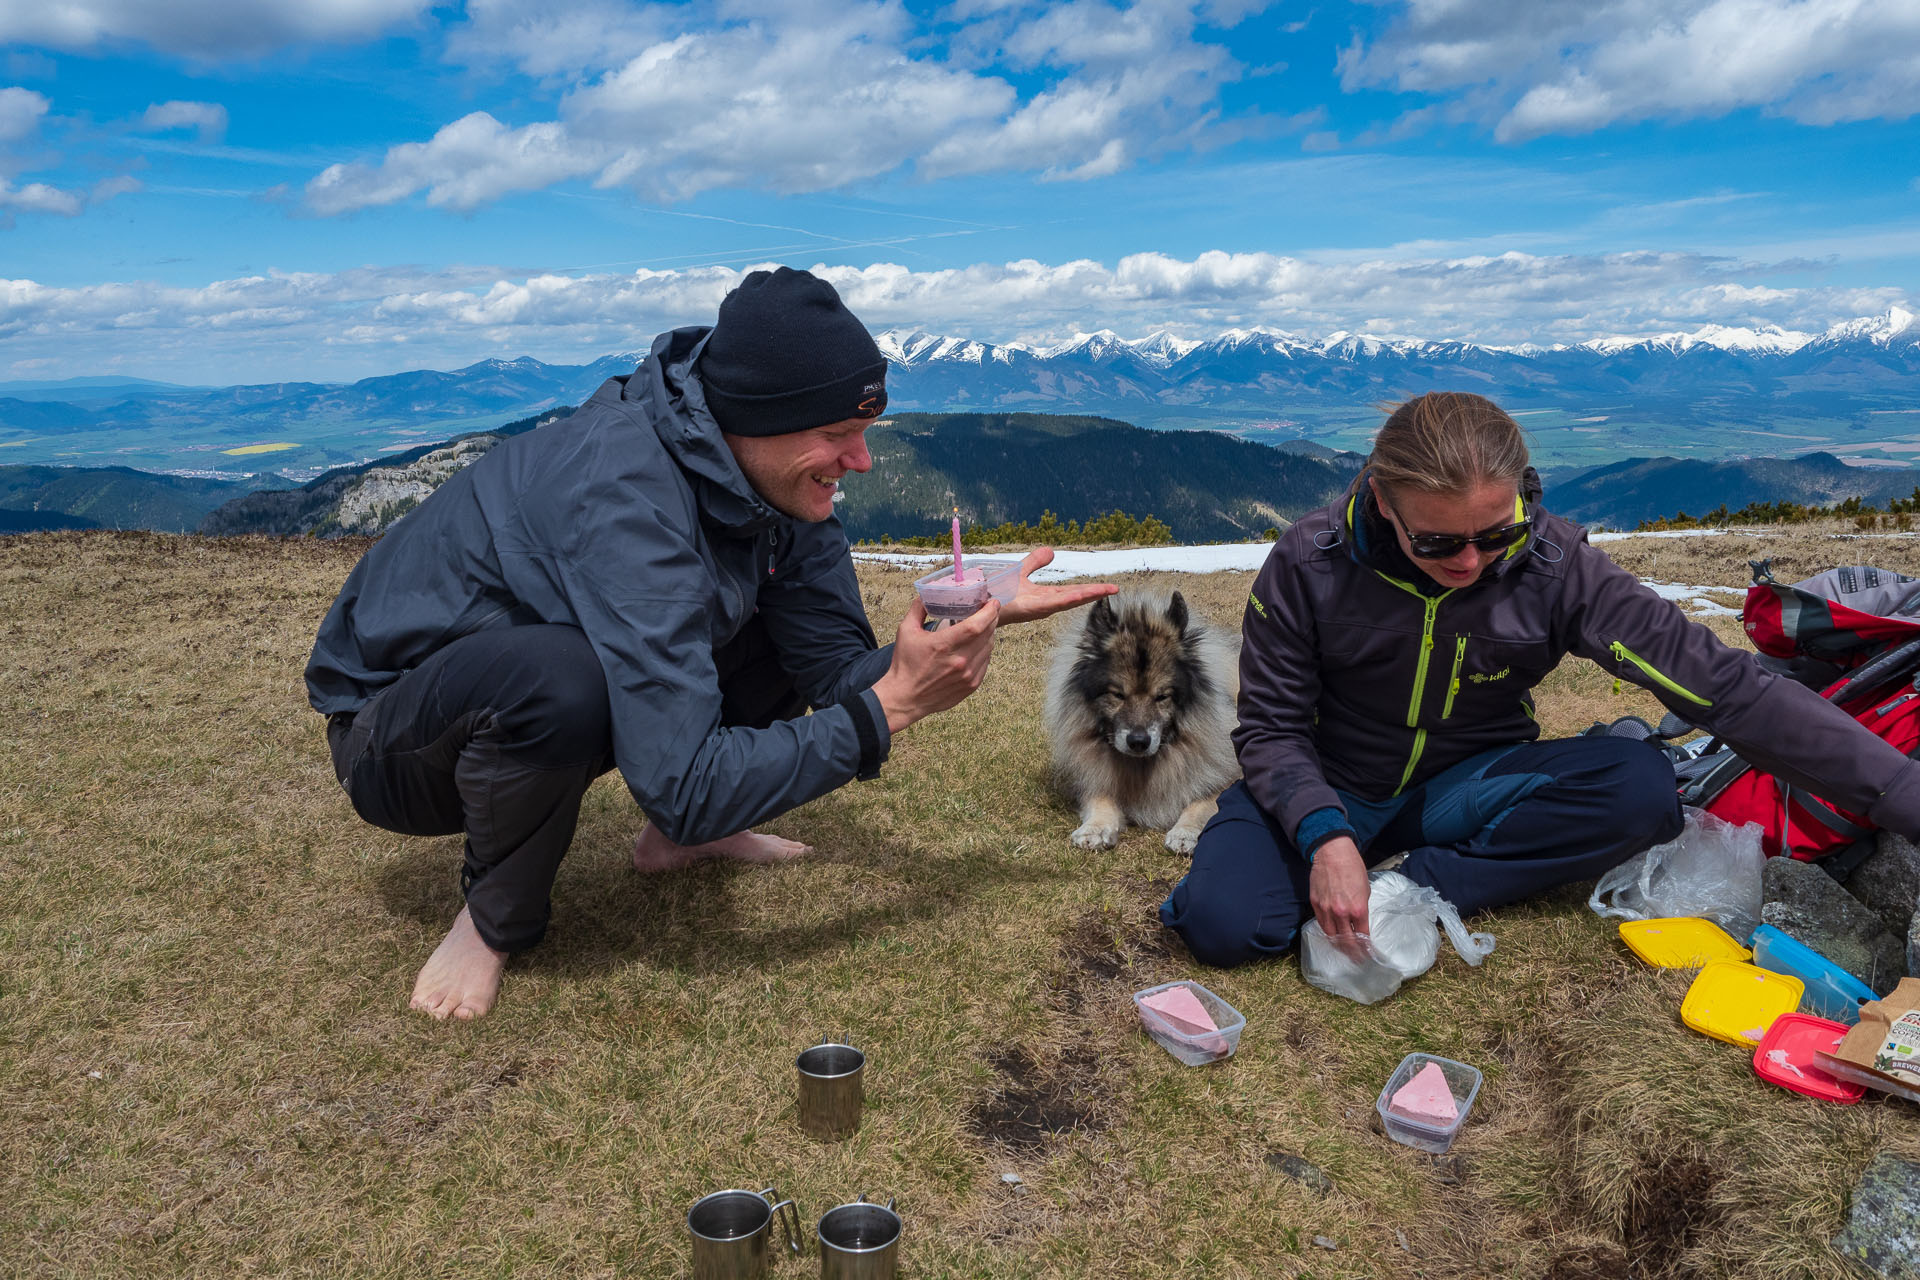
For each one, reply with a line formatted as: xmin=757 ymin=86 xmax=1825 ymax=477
xmin=1762 ymin=857 xmax=1907 ymax=994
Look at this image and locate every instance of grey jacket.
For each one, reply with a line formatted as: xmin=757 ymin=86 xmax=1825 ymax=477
xmin=1237 ymin=475 xmax=1920 ymax=845
xmin=305 ymin=326 xmax=894 ymax=845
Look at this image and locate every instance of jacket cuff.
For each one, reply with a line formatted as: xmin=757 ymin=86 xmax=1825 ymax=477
xmin=1293 ymin=806 xmax=1356 ymax=864
xmin=1866 ymin=758 xmax=1920 ymax=839
xmin=846 ymin=687 xmax=891 ymax=781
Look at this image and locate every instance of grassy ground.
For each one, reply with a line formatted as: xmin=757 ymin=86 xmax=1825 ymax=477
xmin=3 ymin=528 xmax=1916 ymax=1280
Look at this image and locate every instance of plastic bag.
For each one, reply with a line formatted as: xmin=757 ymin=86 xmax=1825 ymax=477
xmin=1588 ymin=807 xmax=1765 ymax=940
xmin=1299 ymin=871 xmax=1497 ymax=1005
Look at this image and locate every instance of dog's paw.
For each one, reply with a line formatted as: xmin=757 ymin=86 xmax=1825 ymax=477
xmin=1069 ymin=821 xmax=1122 ymax=850
xmin=1163 ymin=824 xmax=1203 ymax=855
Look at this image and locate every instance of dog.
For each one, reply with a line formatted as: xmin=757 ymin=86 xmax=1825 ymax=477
xmin=1044 ymin=590 xmax=1240 ymax=854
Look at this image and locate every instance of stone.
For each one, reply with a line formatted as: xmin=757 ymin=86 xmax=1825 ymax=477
xmin=1312 ymin=1235 xmax=1339 ymax=1250
xmin=1831 ymin=1152 xmax=1920 ymax=1279
xmin=1848 ymin=832 xmax=1920 ymax=940
xmin=1909 ymin=909 xmax=1919 ymax=981
xmin=1263 ymin=1151 xmax=1334 ymax=1196
xmin=999 ymin=1172 xmax=1022 ymax=1186
xmin=1762 ymin=857 xmax=1907 ymax=995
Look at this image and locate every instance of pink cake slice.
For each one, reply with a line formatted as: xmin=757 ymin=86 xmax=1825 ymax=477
xmin=1141 ymin=986 xmax=1218 ymax=1036
xmin=1388 ymin=1062 xmax=1459 ymax=1126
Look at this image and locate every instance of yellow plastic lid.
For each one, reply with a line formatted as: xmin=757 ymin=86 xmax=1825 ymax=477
xmin=1618 ymin=917 xmax=1752 ymax=968
xmin=1681 ymin=961 xmax=1806 ymax=1048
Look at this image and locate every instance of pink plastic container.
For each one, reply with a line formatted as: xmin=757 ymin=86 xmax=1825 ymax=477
xmin=912 ymin=558 xmax=1022 ymax=620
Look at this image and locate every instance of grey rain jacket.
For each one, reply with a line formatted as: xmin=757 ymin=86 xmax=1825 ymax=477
xmin=1236 ymin=471 xmax=1920 ymax=846
xmin=305 ymin=326 xmax=894 ymax=846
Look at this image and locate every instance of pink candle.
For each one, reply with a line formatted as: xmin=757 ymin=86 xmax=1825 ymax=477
xmin=951 ymin=507 xmax=964 ymax=582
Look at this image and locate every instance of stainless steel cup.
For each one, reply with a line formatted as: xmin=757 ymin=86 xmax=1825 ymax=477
xmin=817 ymin=1195 xmax=900 ymax=1280
xmin=796 ymin=1039 xmax=865 ymax=1142
xmin=687 ymin=1186 xmax=802 ymax=1280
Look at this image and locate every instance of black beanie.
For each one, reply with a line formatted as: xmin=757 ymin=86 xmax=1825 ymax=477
xmin=697 ymin=267 xmax=889 ymax=437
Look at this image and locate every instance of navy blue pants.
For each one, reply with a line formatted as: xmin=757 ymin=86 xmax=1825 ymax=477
xmin=1159 ymin=737 xmax=1683 ymax=968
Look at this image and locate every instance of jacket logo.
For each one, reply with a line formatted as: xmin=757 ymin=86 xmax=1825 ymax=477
xmin=1468 ymin=667 xmax=1511 ymax=684
xmin=1248 ymin=590 xmax=1268 ymax=619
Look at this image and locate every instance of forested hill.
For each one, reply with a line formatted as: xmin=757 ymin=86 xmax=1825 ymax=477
xmin=842 ymin=413 xmax=1360 ymax=542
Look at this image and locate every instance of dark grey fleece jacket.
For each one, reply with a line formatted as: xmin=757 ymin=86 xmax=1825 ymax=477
xmin=305 ymin=325 xmax=893 ymax=845
xmin=1236 ymin=475 xmax=1920 ymax=846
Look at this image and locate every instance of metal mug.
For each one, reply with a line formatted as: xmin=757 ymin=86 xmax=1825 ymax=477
xmin=796 ymin=1039 xmax=865 ymax=1142
xmin=816 ymin=1194 xmax=901 ymax=1280
xmin=687 ymin=1186 xmax=802 ymax=1280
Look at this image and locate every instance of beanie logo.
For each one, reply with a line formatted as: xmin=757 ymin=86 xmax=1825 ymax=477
xmin=857 ymin=380 xmax=887 ymax=417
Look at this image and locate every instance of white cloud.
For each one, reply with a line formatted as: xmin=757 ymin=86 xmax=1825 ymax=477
xmin=1342 ymin=0 xmax=1920 ymax=140
xmin=136 ymin=100 xmax=229 ymax=142
xmin=309 ymin=1 xmax=1261 ymax=213
xmin=0 ymin=86 xmax=49 ymax=143
xmin=4 ymin=247 xmax=1913 ymax=382
xmin=0 ymin=177 xmax=83 ymax=216
xmin=0 ymin=0 xmax=435 ymax=58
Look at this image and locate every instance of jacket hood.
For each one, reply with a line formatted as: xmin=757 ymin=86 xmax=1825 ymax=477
xmin=1342 ymin=466 xmax=1547 ymax=589
xmin=622 ymin=325 xmax=780 ymax=536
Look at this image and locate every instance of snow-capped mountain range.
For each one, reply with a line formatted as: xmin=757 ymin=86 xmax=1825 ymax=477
xmin=867 ymin=308 xmax=1920 ymax=424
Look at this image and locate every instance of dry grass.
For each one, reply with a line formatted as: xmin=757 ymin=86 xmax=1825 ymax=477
xmin=2 ymin=528 xmax=1916 ymax=1280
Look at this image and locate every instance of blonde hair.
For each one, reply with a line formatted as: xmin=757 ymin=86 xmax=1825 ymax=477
xmin=1367 ymin=392 xmax=1529 ymax=497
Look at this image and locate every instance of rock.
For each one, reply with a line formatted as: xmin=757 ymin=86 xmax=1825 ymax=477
xmin=1762 ymin=857 xmax=1907 ymax=995
xmin=1909 ymin=909 xmax=1919 ymax=980
xmin=1849 ymin=832 xmax=1920 ymax=940
xmin=1424 ymin=1153 xmax=1468 ymax=1186
xmin=1312 ymin=1235 xmax=1339 ymax=1250
xmin=1831 ymin=1152 xmax=1920 ymax=1279
xmin=1395 ymin=1229 xmax=1409 ymax=1252
xmin=999 ymin=1172 xmax=1022 ymax=1186
xmin=1263 ymin=1151 xmax=1334 ymax=1196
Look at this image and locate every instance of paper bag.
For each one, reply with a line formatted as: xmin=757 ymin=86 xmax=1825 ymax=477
xmin=1831 ymin=977 xmax=1920 ymax=1092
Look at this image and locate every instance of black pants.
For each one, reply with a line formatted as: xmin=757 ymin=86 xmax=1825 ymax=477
xmin=327 ymin=621 xmax=804 ymax=952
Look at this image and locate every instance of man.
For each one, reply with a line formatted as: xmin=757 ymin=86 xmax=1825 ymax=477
xmin=307 ymin=267 xmax=1113 ymax=1020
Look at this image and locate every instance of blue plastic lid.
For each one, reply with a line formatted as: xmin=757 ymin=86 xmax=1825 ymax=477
xmin=1748 ymin=925 xmax=1877 ymax=1026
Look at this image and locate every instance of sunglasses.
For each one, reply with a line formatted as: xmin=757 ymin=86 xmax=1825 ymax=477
xmin=1381 ymin=499 xmax=1531 ymax=560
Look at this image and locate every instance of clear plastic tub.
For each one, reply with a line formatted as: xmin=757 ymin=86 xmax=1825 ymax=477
xmin=913 ymin=558 xmax=1022 ymax=620
xmin=1132 ymin=980 xmax=1246 ymax=1066
xmin=1374 ymin=1053 xmax=1482 ymax=1154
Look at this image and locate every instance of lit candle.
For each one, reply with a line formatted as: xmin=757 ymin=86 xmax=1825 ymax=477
xmin=951 ymin=506 xmax=965 ymax=582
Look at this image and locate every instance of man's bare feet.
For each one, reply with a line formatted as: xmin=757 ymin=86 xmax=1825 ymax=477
xmin=409 ymin=906 xmax=507 ymax=1021
xmin=631 ymin=823 xmax=813 ymax=873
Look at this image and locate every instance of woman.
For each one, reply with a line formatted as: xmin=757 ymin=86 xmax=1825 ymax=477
xmin=1159 ymin=392 xmax=1920 ymax=967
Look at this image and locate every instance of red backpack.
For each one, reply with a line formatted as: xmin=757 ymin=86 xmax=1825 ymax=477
xmin=1676 ymin=562 xmax=1920 ymax=862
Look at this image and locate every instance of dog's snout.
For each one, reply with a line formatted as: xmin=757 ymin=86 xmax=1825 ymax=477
xmin=1126 ymin=729 xmax=1152 ymax=753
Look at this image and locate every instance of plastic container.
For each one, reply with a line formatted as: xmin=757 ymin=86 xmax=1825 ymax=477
xmin=1132 ymin=980 xmax=1245 ymax=1066
xmin=1374 ymin=1053 xmax=1482 ymax=1154
xmin=1751 ymin=1013 xmax=1866 ymax=1104
xmin=1680 ymin=961 xmax=1805 ymax=1048
xmin=1618 ymin=917 xmax=1751 ymax=968
xmin=913 ymin=558 xmax=1022 ymax=620
xmin=1748 ymin=925 xmax=1877 ymax=1026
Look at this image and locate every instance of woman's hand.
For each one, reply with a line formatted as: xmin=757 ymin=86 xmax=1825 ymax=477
xmin=1308 ymin=836 xmax=1372 ymax=957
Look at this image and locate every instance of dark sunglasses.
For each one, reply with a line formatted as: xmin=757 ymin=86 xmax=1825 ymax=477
xmin=1382 ymin=499 xmax=1531 ymax=560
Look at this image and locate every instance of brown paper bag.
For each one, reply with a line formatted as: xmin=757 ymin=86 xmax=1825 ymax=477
xmin=1831 ymin=977 xmax=1920 ymax=1092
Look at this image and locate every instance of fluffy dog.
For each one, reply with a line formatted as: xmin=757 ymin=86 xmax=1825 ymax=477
xmin=1044 ymin=590 xmax=1240 ymax=854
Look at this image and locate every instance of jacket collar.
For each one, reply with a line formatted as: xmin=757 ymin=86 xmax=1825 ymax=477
xmin=620 ymin=325 xmax=782 ymax=537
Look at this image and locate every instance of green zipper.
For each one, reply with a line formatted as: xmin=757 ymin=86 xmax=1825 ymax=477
xmin=1608 ymin=640 xmax=1713 ymax=708
xmin=1372 ymin=576 xmax=1456 ymax=794
xmin=1442 ymin=635 xmax=1468 ymax=719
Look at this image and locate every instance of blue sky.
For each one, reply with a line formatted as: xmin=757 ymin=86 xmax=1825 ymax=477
xmin=2 ymin=0 xmax=1917 ymax=383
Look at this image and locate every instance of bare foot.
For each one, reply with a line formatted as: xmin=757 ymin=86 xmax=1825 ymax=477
xmin=409 ymin=906 xmax=507 ymax=1022
xmin=631 ymin=824 xmax=813 ymax=873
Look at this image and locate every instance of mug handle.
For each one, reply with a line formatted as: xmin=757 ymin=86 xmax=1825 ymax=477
xmin=761 ymin=1187 xmax=804 ymax=1257
xmin=855 ymin=1193 xmax=899 ymax=1213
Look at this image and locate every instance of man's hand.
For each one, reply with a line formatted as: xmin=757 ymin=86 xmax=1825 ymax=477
xmin=997 ymin=547 xmax=1118 ymax=626
xmin=1308 ymin=836 xmax=1372 ymax=957
xmin=871 ymin=598 xmax=999 ymax=733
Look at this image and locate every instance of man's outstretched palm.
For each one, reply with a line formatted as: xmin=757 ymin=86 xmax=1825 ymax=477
xmin=997 ymin=547 xmax=1118 ymax=625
